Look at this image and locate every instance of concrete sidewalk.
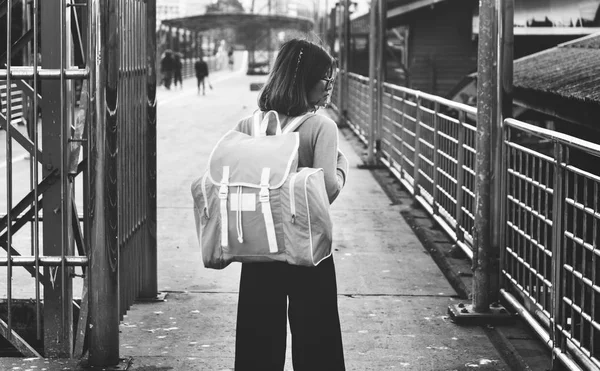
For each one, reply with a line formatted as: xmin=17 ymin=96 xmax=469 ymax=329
xmin=1 ymin=70 xmax=548 ymax=370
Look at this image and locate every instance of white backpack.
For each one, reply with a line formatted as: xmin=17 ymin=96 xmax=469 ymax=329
xmin=191 ymin=111 xmax=333 ymax=269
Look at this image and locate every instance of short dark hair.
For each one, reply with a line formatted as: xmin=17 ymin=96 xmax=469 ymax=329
xmin=258 ymin=39 xmax=336 ymax=116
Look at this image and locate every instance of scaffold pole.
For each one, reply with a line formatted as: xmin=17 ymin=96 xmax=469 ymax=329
xmin=472 ymin=0 xmax=498 ymax=313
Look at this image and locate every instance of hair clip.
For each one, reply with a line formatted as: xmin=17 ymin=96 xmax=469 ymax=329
xmin=291 ymin=47 xmax=304 ymax=84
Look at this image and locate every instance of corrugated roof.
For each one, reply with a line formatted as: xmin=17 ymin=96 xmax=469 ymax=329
xmin=513 ymin=33 xmax=600 ymax=105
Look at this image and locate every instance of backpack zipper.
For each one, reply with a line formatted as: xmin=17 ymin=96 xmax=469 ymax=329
xmin=289 ymin=172 xmax=299 ymax=223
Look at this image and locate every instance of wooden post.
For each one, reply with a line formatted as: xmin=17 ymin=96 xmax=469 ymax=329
xmin=88 ymin=0 xmax=120 ymax=365
xmin=473 ymin=0 xmax=498 ymax=313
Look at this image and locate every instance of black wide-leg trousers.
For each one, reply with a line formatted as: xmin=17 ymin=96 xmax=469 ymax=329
xmin=234 ymin=255 xmax=346 ymax=371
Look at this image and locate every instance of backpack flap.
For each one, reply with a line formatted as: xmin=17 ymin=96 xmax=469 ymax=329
xmin=207 ymin=130 xmax=299 ymax=188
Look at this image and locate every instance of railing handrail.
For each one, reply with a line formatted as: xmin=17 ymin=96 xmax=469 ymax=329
xmin=347 ymin=71 xmax=369 ymax=82
xmin=382 ymin=80 xmax=478 ymax=116
xmin=505 ymin=118 xmax=600 ymax=157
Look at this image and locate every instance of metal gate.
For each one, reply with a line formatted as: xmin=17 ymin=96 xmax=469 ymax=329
xmin=0 ymin=0 xmax=156 ymax=366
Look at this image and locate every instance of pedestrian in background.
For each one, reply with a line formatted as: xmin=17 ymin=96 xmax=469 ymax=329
xmin=194 ymin=57 xmax=210 ymax=95
xmin=160 ymin=50 xmax=174 ymax=90
xmin=173 ymin=52 xmax=183 ymax=89
xmin=232 ymin=38 xmax=348 ymax=371
xmin=228 ymin=46 xmax=234 ymax=70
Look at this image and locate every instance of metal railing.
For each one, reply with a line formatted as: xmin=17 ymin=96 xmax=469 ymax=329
xmin=345 ymin=73 xmax=370 ymax=143
xmin=334 ymin=71 xmax=600 ymax=371
xmin=502 ymin=119 xmax=600 ymax=371
xmin=340 ymin=72 xmax=477 ymax=258
xmin=0 ymin=0 xmax=157 ymax=366
xmin=116 ymin=0 xmax=157 ymax=320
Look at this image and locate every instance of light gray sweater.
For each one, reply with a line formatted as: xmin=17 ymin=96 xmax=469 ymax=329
xmin=235 ymin=112 xmax=349 ymax=203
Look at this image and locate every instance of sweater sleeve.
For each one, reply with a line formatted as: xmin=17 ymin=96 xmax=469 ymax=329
xmin=312 ymin=118 xmax=347 ymax=204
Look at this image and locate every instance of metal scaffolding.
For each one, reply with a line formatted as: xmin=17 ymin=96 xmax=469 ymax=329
xmin=0 ymin=0 xmax=157 ymax=366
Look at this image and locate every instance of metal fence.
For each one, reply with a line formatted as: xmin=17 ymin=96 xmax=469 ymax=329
xmin=0 ymin=0 xmax=157 ymax=366
xmin=340 ymin=72 xmax=477 ymax=258
xmin=345 ymin=73 xmax=370 ymax=143
xmin=501 ymin=119 xmax=600 ymax=371
xmin=335 ymin=71 xmax=600 ymax=371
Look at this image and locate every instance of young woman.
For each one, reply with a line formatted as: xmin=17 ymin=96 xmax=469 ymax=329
xmin=233 ymin=39 xmax=348 ymax=371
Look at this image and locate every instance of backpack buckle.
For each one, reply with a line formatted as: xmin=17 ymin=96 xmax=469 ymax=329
xmin=219 ymin=184 xmax=229 ymax=199
xmin=259 ymin=167 xmax=271 ymax=202
xmin=259 ymin=187 xmax=269 ymax=202
xmin=219 ymin=166 xmax=230 ymax=199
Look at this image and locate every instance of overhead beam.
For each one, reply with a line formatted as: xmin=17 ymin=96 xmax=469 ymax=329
xmin=161 ymin=12 xmax=313 ymax=33
xmin=387 ymin=0 xmax=447 ymax=18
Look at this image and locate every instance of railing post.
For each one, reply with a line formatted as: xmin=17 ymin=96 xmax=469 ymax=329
xmin=335 ymin=3 xmax=343 ymax=116
xmin=492 ymin=0 xmax=514 ymax=302
xmin=412 ymin=95 xmax=422 ymax=197
xmin=142 ymin=0 xmax=158 ymax=298
xmin=455 ymin=110 xmax=466 ymax=244
xmin=343 ymin=0 xmax=350 ymax=116
xmin=367 ymin=0 xmax=377 ymax=165
xmin=400 ymin=91 xmax=408 ymax=182
xmin=376 ymin=0 xmax=387 ymax=162
xmin=88 ymin=0 xmax=120 ymax=366
xmin=337 ymin=0 xmax=350 ymax=121
xmin=432 ymin=102 xmax=440 ymax=215
xmin=551 ymin=140 xmax=565 ymax=364
xmin=472 ymin=0 xmax=498 ymax=313
xmin=387 ymin=87 xmax=396 ymax=167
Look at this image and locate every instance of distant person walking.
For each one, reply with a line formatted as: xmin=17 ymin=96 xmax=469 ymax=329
xmin=228 ymin=46 xmax=234 ymax=70
xmin=160 ymin=50 xmax=174 ymax=90
xmin=194 ymin=57 xmax=210 ymax=95
xmin=173 ymin=52 xmax=183 ymax=89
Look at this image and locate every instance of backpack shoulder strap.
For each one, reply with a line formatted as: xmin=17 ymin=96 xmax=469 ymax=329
xmin=282 ymin=113 xmax=316 ymax=134
xmin=252 ymin=111 xmax=262 ymax=137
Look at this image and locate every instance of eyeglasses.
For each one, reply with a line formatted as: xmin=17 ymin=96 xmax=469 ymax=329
xmin=321 ymin=75 xmax=336 ymax=90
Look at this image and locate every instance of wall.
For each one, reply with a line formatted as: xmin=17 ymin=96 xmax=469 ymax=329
xmin=389 ymin=0 xmax=478 ymax=97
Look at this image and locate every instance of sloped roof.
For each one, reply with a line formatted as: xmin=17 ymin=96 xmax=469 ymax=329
xmin=514 ymin=34 xmax=600 ymax=102
xmin=513 ymin=33 xmax=600 ymax=120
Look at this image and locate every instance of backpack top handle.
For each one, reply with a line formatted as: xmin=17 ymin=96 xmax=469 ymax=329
xmin=253 ymin=110 xmax=315 ymax=137
xmin=253 ymin=110 xmax=282 ymax=137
